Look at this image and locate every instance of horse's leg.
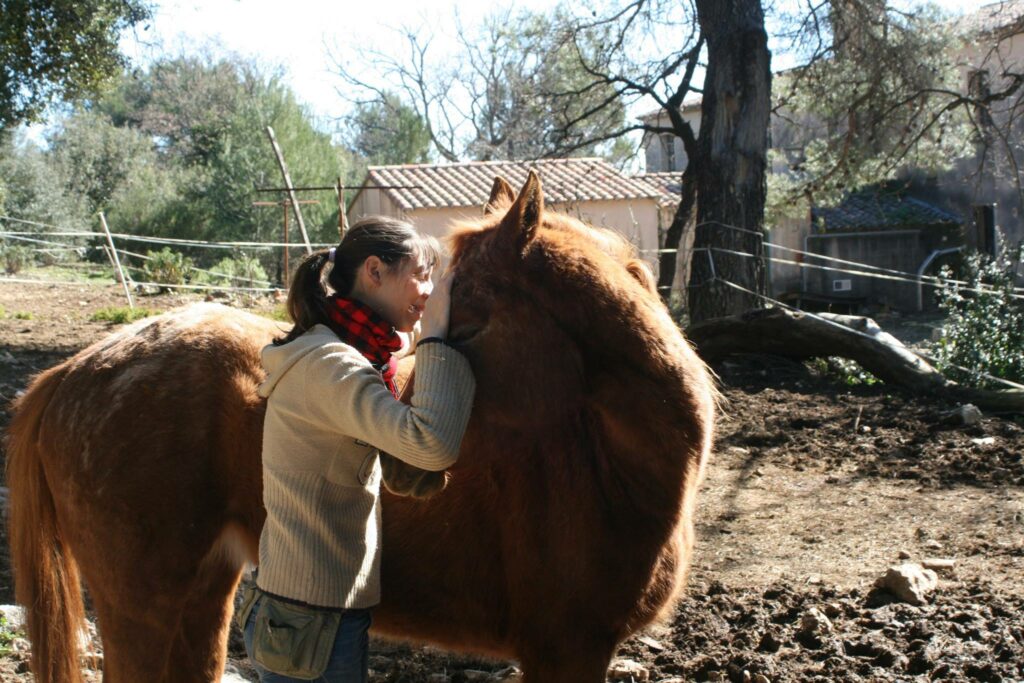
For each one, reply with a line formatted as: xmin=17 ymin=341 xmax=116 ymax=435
xmin=91 ymin=598 xmax=175 ymax=683
xmin=163 ymin=561 xmax=245 ymax=683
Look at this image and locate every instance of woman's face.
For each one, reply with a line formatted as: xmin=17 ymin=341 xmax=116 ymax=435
xmin=371 ymin=257 xmax=434 ymax=333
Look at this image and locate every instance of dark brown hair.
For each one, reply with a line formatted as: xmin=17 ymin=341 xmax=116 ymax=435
xmin=275 ymin=216 xmax=440 ymax=344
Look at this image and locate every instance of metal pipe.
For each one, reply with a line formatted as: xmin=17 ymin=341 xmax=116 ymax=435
xmin=916 ymin=247 xmax=963 ymax=312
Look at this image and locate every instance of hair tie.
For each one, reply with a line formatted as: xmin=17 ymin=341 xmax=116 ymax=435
xmin=328 ymin=247 xmax=336 ymax=263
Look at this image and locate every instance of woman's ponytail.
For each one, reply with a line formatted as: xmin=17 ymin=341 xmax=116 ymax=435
xmin=275 ymin=249 xmax=332 ymax=345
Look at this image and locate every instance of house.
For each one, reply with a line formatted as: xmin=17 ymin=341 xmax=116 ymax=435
xmin=638 ymin=96 xmax=702 ymax=174
xmin=922 ymin=0 xmax=1024 ymax=256
xmin=346 ymin=158 xmax=666 ymax=272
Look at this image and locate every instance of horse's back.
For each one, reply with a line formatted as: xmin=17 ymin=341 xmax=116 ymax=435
xmin=26 ymin=304 xmax=279 ymax=596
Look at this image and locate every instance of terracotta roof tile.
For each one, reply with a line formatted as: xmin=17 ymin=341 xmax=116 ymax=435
xmin=363 ymin=158 xmax=661 ymax=211
xmin=634 ymin=172 xmax=684 ymax=204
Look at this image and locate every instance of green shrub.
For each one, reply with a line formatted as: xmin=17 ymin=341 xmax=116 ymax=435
xmin=90 ymin=306 xmax=155 ymax=324
xmin=0 ymin=613 xmax=18 ymax=656
xmin=142 ymin=248 xmax=193 ymax=287
xmin=201 ymin=254 xmax=269 ymax=289
xmin=0 ymin=245 xmax=32 ymax=274
xmin=12 ymin=311 xmax=33 ymax=320
xmin=936 ymin=249 xmax=1024 ymax=388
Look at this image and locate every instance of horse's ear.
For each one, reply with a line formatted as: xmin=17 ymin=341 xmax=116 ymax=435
xmin=496 ymin=171 xmax=543 ymax=255
xmin=484 ymin=176 xmax=516 ymax=215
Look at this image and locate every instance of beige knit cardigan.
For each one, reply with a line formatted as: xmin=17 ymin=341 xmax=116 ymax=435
xmin=256 ymin=325 xmax=475 ymax=608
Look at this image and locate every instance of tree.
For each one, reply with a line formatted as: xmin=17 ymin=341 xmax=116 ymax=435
xmin=91 ymin=56 xmax=348 ymax=250
xmin=343 ymin=92 xmax=432 ymax=165
xmin=48 ymin=110 xmax=157 ymax=215
xmin=546 ymin=1 xmax=986 ymax=320
xmin=0 ymin=130 xmax=87 ymax=230
xmin=767 ymin=1 xmax=972 ymax=215
xmin=332 ymin=7 xmax=630 ymax=162
xmin=686 ymin=0 xmax=772 ymax=322
xmin=0 ymin=0 xmax=151 ymax=128
xmin=547 ymin=0 xmax=770 ymax=319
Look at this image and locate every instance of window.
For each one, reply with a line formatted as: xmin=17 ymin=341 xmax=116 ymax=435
xmin=661 ymin=133 xmax=677 ymax=171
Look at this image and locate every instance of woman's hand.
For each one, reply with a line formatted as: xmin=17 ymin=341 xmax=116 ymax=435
xmin=419 ymin=271 xmax=453 ymax=340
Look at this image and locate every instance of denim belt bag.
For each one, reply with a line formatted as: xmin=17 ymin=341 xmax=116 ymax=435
xmin=237 ymin=585 xmax=343 ymax=680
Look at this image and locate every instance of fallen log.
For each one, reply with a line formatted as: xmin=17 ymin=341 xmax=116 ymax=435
xmin=687 ymin=307 xmax=1024 ymax=413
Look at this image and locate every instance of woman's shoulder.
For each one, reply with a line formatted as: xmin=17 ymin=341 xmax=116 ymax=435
xmin=301 ymin=325 xmax=371 ymax=364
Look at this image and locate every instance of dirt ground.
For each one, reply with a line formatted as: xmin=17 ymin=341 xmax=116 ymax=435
xmin=0 ymin=279 xmax=1021 ymax=682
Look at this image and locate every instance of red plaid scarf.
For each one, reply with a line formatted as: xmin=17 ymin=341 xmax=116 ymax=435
xmin=324 ymin=296 xmax=403 ymax=398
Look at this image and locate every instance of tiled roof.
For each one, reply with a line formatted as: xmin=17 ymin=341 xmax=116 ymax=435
xmin=812 ymin=192 xmax=961 ymax=232
xmin=360 ymin=158 xmax=661 ymax=211
xmin=634 ymin=172 xmax=684 ymax=204
xmin=636 ymin=96 xmax=703 ymax=122
xmin=959 ymin=0 xmax=1024 ymax=38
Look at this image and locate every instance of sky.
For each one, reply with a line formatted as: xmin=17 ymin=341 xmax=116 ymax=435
xmin=118 ymin=0 xmax=976 ymax=136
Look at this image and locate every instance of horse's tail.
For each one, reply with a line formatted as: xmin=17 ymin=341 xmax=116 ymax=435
xmin=6 ymin=363 xmax=86 ymax=683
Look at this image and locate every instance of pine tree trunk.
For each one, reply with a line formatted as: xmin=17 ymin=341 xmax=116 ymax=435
xmin=657 ymin=167 xmax=697 ymax=300
xmin=687 ymin=0 xmax=772 ymax=323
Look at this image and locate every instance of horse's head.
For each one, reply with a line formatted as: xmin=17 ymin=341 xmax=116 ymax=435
xmin=446 ymin=172 xmax=706 ymax=437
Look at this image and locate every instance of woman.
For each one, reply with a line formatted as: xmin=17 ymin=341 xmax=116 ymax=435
xmin=240 ymin=217 xmax=476 ymax=682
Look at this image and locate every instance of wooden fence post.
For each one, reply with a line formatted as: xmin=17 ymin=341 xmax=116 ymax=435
xmin=99 ymin=212 xmax=134 ymax=310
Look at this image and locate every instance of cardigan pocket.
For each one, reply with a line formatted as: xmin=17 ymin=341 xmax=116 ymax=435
xmin=325 ymin=439 xmax=377 ymax=486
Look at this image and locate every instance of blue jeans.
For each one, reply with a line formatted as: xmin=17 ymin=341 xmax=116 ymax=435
xmin=243 ymin=594 xmax=371 ymax=683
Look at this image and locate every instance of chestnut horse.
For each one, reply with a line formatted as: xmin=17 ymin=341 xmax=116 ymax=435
xmin=6 ymin=172 xmax=715 ymax=682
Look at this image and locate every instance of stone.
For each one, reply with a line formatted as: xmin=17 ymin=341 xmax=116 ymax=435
xmin=800 ymin=607 xmax=833 ymax=634
xmin=874 ymin=563 xmax=939 ymax=605
xmin=971 ymin=436 xmax=996 ymax=446
xmin=608 ymin=658 xmax=650 ymax=682
xmin=0 ymin=604 xmax=26 ymax=632
xmin=220 ymin=674 xmax=250 ymax=683
xmin=921 ymin=557 xmax=956 ymax=572
xmin=898 ymin=550 xmax=913 ymax=560
xmin=752 ymin=676 xmax=772 ymax=683
xmin=636 ymin=635 xmax=666 ymax=651
xmin=490 ymin=667 xmax=523 ymax=682
xmin=946 ymin=404 xmax=983 ymax=426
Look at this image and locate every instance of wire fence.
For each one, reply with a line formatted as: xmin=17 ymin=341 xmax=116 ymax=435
xmin=2 ymin=212 xmax=1022 ymax=303
xmin=0 ymin=215 xmax=297 ymax=296
xmin=2 ymin=212 xmax=1022 ymax=390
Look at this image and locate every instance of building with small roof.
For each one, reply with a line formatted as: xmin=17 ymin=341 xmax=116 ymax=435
xmin=784 ymin=190 xmax=963 ymax=311
xmin=346 ymin=158 xmax=666 ymax=271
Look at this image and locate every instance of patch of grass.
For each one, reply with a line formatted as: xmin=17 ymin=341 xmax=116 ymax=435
xmin=12 ymin=311 xmax=33 ymax=320
xmin=90 ymin=306 xmax=155 ymax=325
xmin=262 ymin=304 xmax=290 ymax=322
